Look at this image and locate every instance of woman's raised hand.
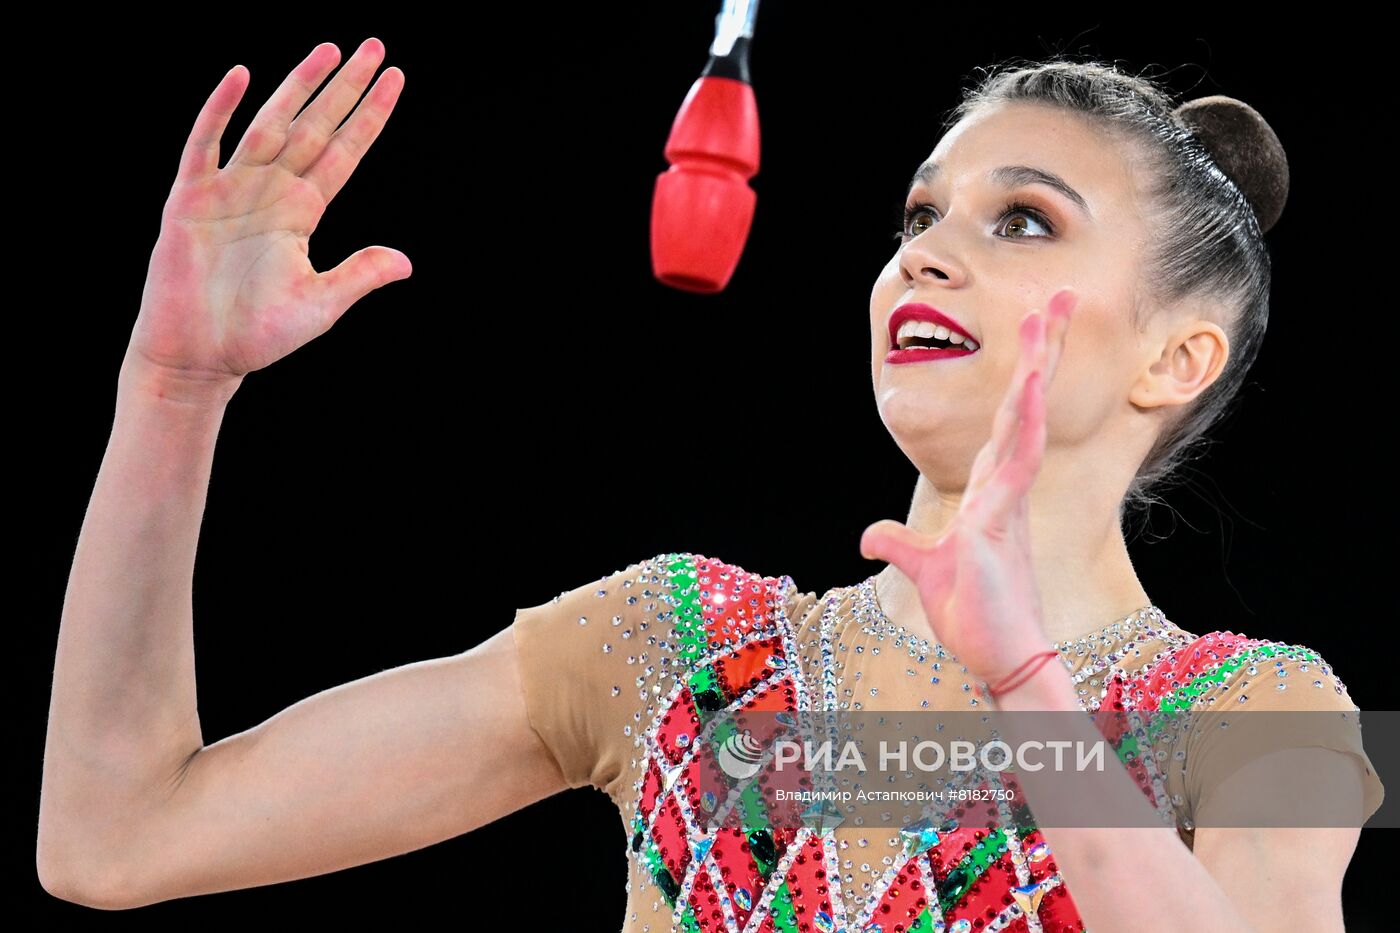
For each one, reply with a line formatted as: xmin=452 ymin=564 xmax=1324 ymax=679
xmin=126 ymin=38 xmax=411 ymax=395
xmin=860 ymin=288 xmax=1077 ymax=687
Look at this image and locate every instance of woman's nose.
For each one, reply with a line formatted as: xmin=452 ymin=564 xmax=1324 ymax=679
xmin=899 ymin=238 xmax=965 ymax=288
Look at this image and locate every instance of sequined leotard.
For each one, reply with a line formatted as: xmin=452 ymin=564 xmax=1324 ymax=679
xmin=510 ymin=552 xmax=1384 ymax=933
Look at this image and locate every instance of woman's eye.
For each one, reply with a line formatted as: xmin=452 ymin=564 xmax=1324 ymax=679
xmin=997 ymin=205 xmax=1054 ymax=238
xmin=893 ymin=200 xmax=1055 ymax=243
xmin=902 ymin=207 xmax=935 ymax=239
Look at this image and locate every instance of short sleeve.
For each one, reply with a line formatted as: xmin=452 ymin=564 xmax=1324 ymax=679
xmin=1179 ymin=635 xmax=1384 ymax=827
xmin=509 ymin=552 xmax=676 ymax=799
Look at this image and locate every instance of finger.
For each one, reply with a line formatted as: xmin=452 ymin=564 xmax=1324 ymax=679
xmin=966 ymin=310 xmax=1042 ymax=497
xmin=965 ymin=432 xmax=1000 ymax=493
xmin=989 ymin=309 xmax=1046 ymax=468
xmin=862 ymin=520 xmax=959 ymax=616
xmin=313 ymin=245 xmax=414 ymax=331
xmin=977 ymin=368 xmax=1046 ymax=522
xmin=228 ymin=42 xmax=342 ymax=167
xmin=302 ymin=66 xmax=405 ymax=203
xmin=1040 ymin=287 xmax=1076 ymax=388
xmin=860 ymin=519 xmax=934 ymax=574
xmin=177 ymin=65 xmax=250 ymax=181
xmin=980 ymin=295 xmax=1062 ymax=517
xmin=278 ymin=37 xmax=388 ymax=177
xmin=1008 ymin=368 xmax=1048 ymax=485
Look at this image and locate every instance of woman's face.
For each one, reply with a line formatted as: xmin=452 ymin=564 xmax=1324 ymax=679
xmin=870 ymin=100 xmax=1177 ymax=492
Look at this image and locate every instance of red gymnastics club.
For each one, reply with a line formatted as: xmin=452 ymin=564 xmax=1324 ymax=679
xmin=650 ymin=0 xmax=761 ymax=294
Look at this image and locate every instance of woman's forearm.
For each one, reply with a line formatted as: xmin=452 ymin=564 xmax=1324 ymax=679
xmin=991 ymin=660 xmax=1256 ymax=933
xmin=38 ymin=349 xmax=242 ymax=892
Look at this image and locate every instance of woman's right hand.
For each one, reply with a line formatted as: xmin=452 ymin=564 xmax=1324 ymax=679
xmin=126 ymin=38 xmax=412 ymax=396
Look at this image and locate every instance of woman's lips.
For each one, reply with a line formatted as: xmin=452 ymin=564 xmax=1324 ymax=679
xmin=887 ymin=303 xmax=978 ymax=347
xmin=885 ymin=346 xmax=977 ymax=364
xmin=885 ymin=303 xmax=980 ymax=363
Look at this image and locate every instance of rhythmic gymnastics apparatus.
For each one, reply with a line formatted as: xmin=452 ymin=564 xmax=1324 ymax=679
xmin=37 ymin=36 xmax=1383 ymax=932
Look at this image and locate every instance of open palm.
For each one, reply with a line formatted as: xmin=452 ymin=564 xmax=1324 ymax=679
xmin=861 ymin=288 xmax=1076 ymax=686
xmin=128 ymin=38 xmax=412 ymax=386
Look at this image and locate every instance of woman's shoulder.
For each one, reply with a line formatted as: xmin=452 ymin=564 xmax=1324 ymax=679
xmin=629 ymin=550 xmax=819 ymax=644
xmin=506 ymin=549 xmax=816 ymax=796
xmin=1139 ymin=624 xmax=1386 ymax=827
xmin=1133 ymin=622 xmax=1363 ymax=712
xmin=566 ymin=549 xmax=810 ymax=609
xmin=560 ymin=549 xmax=802 ymax=592
xmin=510 ymin=549 xmax=816 ymax=676
xmin=515 ymin=549 xmax=806 ymax=620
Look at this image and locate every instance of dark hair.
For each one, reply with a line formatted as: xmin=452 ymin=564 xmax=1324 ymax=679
xmin=942 ymin=56 xmax=1285 ymax=528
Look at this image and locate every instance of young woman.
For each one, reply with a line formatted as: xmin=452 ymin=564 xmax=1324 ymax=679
xmin=37 ymin=37 xmax=1382 ymax=932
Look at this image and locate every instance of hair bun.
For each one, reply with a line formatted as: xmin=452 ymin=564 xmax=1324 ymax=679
xmin=1173 ymin=95 xmax=1288 ymax=234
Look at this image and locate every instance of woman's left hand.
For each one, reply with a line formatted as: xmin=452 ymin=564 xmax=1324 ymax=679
xmin=860 ymin=287 xmax=1076 ymax=688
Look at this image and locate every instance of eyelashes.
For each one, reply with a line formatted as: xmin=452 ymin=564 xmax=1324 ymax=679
xmin=892 ymin=199 xmax=1056 ymax=243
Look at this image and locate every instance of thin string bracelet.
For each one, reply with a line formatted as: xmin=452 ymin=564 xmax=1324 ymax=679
xmin=977 ymin=649 xmax=1061 ymax=700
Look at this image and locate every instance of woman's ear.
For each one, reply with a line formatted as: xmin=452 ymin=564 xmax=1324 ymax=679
xmin=1130 ymin=314 xmax=1231 ymax=412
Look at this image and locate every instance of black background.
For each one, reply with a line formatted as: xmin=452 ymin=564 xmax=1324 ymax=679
xmin=21 ymin=6 xmax=1394 ymax=928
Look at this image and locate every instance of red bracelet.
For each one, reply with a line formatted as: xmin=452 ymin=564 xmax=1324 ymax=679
xmin=978 ymin=649 xmax=1061 ymax=699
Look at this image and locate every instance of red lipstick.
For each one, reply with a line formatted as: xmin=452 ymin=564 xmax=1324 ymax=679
xmin=886 ymin=303 xmax=979 ymax=364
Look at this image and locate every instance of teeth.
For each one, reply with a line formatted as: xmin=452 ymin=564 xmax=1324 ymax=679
xmin=897 ymin=320 xmax=938 ymax=341
xmin=895 ymin=318 xmax=979 ymax=351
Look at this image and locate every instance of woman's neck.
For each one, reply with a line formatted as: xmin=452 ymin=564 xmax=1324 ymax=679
xmin=872 ymin=471 xmax=1154 ymax=649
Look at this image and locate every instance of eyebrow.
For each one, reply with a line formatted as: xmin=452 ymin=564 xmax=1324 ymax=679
xmin=905 ymin=162 xmax=1092 ymax=218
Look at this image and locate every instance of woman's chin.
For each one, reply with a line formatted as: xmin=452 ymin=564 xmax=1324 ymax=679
xmin=878 ymin=389 xmax=978 ymax=427
xmin=879 ymin=413 xmax=981 ymax=461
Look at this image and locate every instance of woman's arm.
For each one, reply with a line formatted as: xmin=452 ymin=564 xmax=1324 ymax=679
xmin=38 ymin=358 xmax=570 ymax=909
xmin=37 ymin=38 xmax=567 ymax=908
